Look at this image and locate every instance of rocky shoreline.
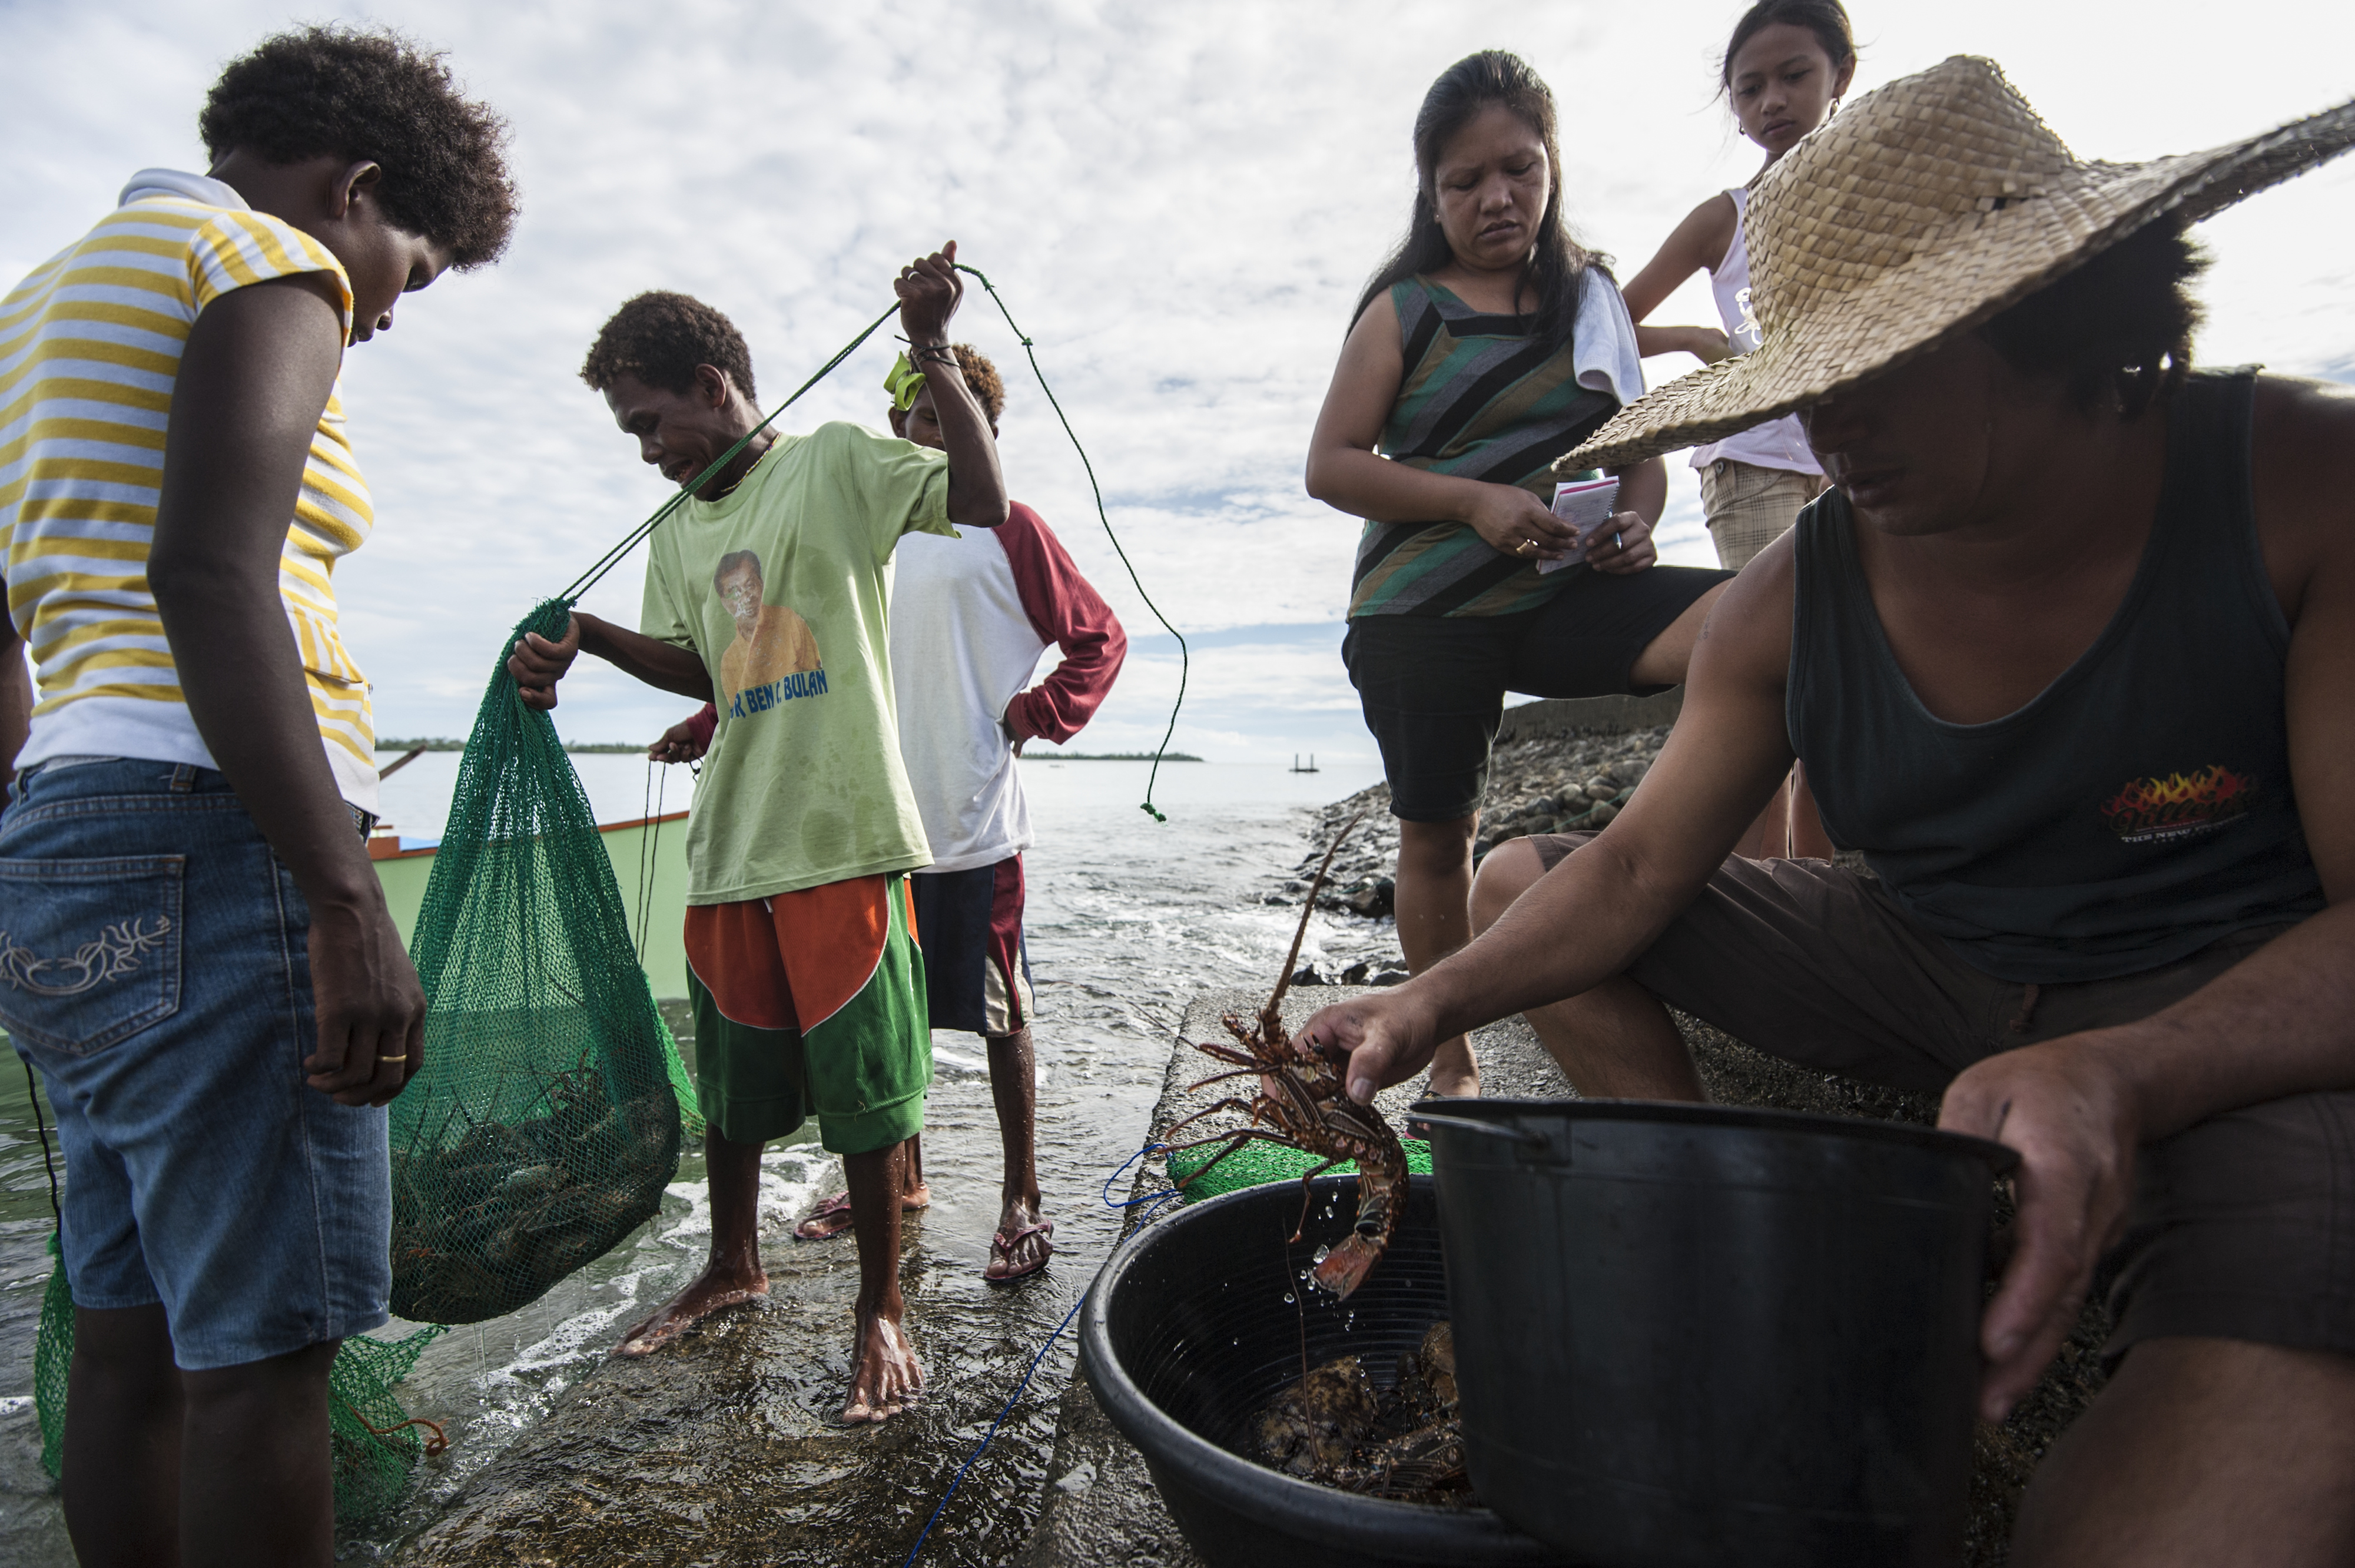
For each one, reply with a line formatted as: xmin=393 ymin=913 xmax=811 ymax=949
xmin=1289 ymin=723 xmax=1669 ymax=921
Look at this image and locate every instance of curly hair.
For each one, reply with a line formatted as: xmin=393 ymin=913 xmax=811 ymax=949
xmin=1980 ymin=218 xmax=2210 ymax=419
xmin=947 ymin=344 xmax=1006 ymax=426
xmin=200 ymin=26 xmax=518 ymax=268
xmin=579 ymin=292 xmax=758 ymax=401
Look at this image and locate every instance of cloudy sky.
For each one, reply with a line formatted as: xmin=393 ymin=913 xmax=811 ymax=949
xmin=6 ymin=0 xmax=2350 ymax=763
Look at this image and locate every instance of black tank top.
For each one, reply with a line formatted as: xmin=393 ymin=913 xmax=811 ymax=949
xmin=1788 ymin=370 xmax=2323 ymax=984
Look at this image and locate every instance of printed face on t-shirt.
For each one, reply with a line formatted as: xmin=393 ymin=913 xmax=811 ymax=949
xmin=717 ymin=557 xmax=763 ymax=639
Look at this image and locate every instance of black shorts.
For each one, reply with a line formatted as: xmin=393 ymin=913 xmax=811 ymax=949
xmin=908 ymin=856 xmax=1033 ymax=1036
xmin=1345 ymin=564 xmax=1729 ymax=822
xmin=1530 ymin=831 xmax=2355 ymax=1365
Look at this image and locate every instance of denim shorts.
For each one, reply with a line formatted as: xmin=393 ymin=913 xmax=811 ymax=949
xmin=0 ymin=760 xmax=389 ymax=1369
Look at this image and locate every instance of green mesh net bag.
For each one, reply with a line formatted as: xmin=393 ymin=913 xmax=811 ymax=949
xmin=1166 ymin=1138 xmax=1433 ymax=1202
xmin=327 ymin=1325 xmax=449 ymax=1517
xmin=33 ymin=1231 xmax=69 ymax=1479
xmin=659 ymin=1009 xmax=702 ymax=1142
xmin=390 ymin=598 xmax=685 ymax=1325
xmin=35 ymin=1233 xmax=449 ymax=1519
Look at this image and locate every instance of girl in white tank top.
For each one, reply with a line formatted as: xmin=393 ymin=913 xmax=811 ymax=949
xmin=1618 ymin=1 xmax=1858 ymax=858
xmin=1618 ymin=1 xmax=1859 ymax=572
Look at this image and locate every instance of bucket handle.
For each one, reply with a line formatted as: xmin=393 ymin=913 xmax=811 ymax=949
xmin=1410 ymin=1110 xmax=1551 ymax=1151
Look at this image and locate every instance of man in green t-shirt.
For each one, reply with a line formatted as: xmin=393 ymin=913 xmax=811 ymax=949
xmin=508 ymin=246 xmax=1007 ymax=1424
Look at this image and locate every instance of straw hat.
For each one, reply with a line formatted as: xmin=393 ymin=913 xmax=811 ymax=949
xmin=1563 ymin=56 xmax=2355 ymax=471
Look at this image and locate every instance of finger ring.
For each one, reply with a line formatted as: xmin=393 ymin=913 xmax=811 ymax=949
xmin=378 ymin=1052 xmax=410 ymax=1063
xmin=1514 ymin=538 xmax=1534 ymax=555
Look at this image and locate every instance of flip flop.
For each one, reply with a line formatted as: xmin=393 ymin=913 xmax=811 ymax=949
xmin=986 ymin=1219 xmax=1054 ymax=1285
xmin=792 ymin=1192 xmax=855 ymax=1241
xmin=792 ymin=1186 xmax=934 ymax=1242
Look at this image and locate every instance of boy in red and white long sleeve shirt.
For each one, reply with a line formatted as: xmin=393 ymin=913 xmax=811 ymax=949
xmin=653 ymin=344 xmax=1123 ymax=1281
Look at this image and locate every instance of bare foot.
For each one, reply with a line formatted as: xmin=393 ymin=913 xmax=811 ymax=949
xmin=986 ymin=1195 xmax=1053 ymax=1283
xmin=1425 ymin=1035 xmax=1481 ymax=1099
xmin=840 ymin=1307 xmax=923 ymax=1423
xmin=614 ymin=1257 xmax=767 ymax=1357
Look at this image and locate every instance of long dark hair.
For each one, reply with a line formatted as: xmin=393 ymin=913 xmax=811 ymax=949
xmin=1351 ymin=51 xmax=1600 ymax=349
xmin=1720 ymin=0 xmax=1856 ymax=91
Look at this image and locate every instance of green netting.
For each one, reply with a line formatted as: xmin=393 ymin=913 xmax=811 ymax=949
xmin=1166 ymin=1138 xmax=1432 ymax=1201
xmin=34 ymin=1231 xmax=68 ymax=1478
xmin=659 ymin=1010 xmax=703 ymax=1142
xmin=389 ymin=598 xmax=684 ymax=1325
xmin=34 ymin=1234 xmax=449 ymax=1519
xmin=328 ymin=1325 xmax=449 ymax=1519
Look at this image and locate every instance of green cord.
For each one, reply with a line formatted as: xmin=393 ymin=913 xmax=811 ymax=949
xmin=954 ymin=263 xmax=1187 ymax=823
xmin=556 ymin=302 xmax=901 ymax=604
xmin=550 ymin=265 xmax=1188 ymax=821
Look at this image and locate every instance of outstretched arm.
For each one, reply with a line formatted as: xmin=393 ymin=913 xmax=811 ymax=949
xmin=1296 ymin=548 xmax=1798 ymax=1097
xmin=508 ymin=612 xmax=712 ymax=710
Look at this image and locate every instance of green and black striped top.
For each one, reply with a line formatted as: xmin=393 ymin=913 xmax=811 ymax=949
xmin=1348 ymin=271 xmax=1637 ymax=618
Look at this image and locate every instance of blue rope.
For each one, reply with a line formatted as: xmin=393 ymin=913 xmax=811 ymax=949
xmin=897 ymin=1295 xmax=1084 ymax=1568
xmin=1100 ymin=1140 xmax=1181 ymax=1219
xmin=898 ymin=1139 xmax=1178 ymax=1566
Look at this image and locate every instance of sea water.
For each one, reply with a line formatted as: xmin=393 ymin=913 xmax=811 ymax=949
xmin=0 ymin=753 xmax=1391 ymax=1564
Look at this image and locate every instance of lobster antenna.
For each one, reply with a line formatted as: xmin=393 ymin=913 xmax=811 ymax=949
xmin=1263 ymin=810 xmax=1366 ymax=1035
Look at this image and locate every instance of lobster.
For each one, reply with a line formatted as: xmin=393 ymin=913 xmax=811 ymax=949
xmin=1162 ymin=812 xmax=1408 ymax=1300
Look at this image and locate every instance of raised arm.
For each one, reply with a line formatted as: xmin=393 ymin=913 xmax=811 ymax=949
xmin=148 ymin=273 xmax=423 ymax=1109
xmin=898 ymin=242 xmax=1007 ymax=532
xmin=1621 ymin=193 xmax=1738 ymax=365
xmin=1297 ymin=544 xmax=1799 ymax=1098
xmin=1303 ymin=291 xmax=1578 ymax=559
xmin=1941 ymin=378 xmax=2355 ymax=1419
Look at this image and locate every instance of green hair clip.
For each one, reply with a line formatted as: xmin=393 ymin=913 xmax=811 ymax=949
xmin=885 ymin=352 xmax=926 ymax=412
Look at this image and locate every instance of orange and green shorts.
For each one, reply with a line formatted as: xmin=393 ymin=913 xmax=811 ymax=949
xmin=684 ymin=872 xmax=930 ymax=1155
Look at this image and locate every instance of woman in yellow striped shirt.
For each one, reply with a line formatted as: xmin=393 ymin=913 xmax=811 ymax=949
xmin=0 ymin=27 xmax=516 ymax=1566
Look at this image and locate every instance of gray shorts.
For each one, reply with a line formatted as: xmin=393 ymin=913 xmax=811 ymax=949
xmin=1531 ymin=833 xmax=2355 ymax=1363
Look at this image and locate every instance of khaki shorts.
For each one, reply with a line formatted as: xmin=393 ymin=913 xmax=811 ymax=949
xmin=1531 ymin=833 xmax=2355 ymax=1362
xmin=1699 ymin=458 xmax=1822 ymax=571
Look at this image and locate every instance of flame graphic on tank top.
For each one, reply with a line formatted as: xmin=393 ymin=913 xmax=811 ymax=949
xmin=2101 ymin=765 xmax=2254 ymax=845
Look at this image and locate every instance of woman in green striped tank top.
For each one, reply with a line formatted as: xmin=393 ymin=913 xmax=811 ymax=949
xmin=1306 ymin=50 xmax=1732 ymax=1098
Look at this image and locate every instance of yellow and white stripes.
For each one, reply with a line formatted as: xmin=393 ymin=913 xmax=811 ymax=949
xmin=0 ymin=174 xmax=380 ymax=808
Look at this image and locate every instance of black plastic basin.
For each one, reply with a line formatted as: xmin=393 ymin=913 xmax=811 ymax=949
xmin=1080 ymin=1173 xmax=1577 ymax=1568
xmin=1414 ymin=1099 xmax=2017 ymax=1568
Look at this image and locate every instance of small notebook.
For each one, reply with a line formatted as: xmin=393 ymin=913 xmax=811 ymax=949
xmin=1538 ymin=478 xmax=1620 ymax=574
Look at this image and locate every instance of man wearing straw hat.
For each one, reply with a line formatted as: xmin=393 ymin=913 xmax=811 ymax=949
xmin=1303 ymin=57 xmax=2355 ymax=1562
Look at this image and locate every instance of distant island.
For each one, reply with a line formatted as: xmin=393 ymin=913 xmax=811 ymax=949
xmin=379 ymin=738 xmax=650 ymax=755
xmin=378 ymin=740 xmax=1205 ymax=761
